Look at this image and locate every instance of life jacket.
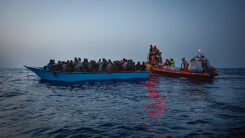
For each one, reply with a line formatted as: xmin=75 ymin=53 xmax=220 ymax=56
xmin=170 ymin=60 xmax=175 ymax=67
xmin=152 ymin=47 xmax=157 ymax=55
xmin=150 ymin=56 xmax=155 ymax=64
xmin=150 ymin=50 xmax=155 ymax=56
xmin=163 ymin=60 xmax=171 ymax=66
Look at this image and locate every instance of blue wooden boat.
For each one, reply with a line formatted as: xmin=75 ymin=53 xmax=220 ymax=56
xmin=24 ymin=66 xmax=149 ymax=82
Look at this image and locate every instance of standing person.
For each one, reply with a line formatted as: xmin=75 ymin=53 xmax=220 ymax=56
xmin=149 ymin=44 xmax=153 ymax=61
xmin=153 ymin=45 xmax=157 ymax=56
xmin=155 ymin=48 xmax=162 ymax=65
xmin=181 ymin=58 xmax=188 ymax=71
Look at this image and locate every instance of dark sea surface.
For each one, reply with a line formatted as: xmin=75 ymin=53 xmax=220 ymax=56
xmin=0 ymin=68 xmax=245 ymax=137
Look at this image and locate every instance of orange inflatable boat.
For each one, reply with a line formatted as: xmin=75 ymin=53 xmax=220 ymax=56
xmin=151 ymin=66 xmax=218 ymax=80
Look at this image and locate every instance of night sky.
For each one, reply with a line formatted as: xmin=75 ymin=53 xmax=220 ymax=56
xmin=0 ymin=0 xmax=245 ymax=68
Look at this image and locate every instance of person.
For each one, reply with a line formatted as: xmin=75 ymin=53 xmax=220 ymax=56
xmin=153 ymin=45 xmax=157 ymax=55
xmin=112 ymin=61 xmax=118 ymax=72
xmin=181 ymin=58 xmax=188 ymax=71
xmin=136 ymin=62 xmax=141 ymax=71
xmin=131 ymin=62 xmax=136 ymax=71
xmin=122 ymin=60 xmax=127 ymax=71
xmin=149 ymin=44 xmax=157 ymax=64
xmin=62 ymin=61 xmax=67 ymax=72
xmin=117 ymin=60 xmax=123 ymax=71
xmin=188 ymin=58 xmax=199 ymax=72
xmin=75 ymin=58 xmax=83 ymax=72
xmin=88 ymin=60 xmax=93 ymax=72
xmin=149 ymin=44 xmax=153 ymax=61
xmin=98 ymin=62 xmax=103 ymax=72
xmin=55 ymin=61 xmax=63 ymax=71
xmin=106 ymin=59 xmax=113 ymax=73
xmin=101 ymin=58 xmax=108 ymax=72
xmin=91 ymin=60 xmax=97 ymax=72
xmin=66 ymin=60 xmax=73 ymax=72
xmin=141 ymin=62 xmax=146 ymax=71
xmin=96 ymin=59 xmax=101 ymax=71
xmin=155 ymin=49 xmax=162 ymax=65
xmin=46 ymin=59 xmax=55 ymax=71
xmin=82 ymin=58 xmax=89 ymax=72
xmin=170 ymin=58 xmax=175 ymax=67
xmin=163 ymin=59 xmax=171 ymax=66
xmin=74 ymin=57 xmax=78 ymax=65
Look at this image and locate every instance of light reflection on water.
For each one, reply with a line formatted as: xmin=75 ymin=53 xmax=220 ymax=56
xmin=143 ymin=75 xmax=169 ymax=137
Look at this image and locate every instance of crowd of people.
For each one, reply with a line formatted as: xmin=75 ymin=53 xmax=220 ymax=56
xmin=163 ymin=58 xmax=175 ymax=67
xmin=187 ymin=52 xmax=214 ymax=73
xmin=44 ymin=58 xmax=147 ymax=73
xmin=161 ymin=51 xmax=213 ymax=73
xmin=148 ymin=44 xmax=162 ymax=65
xmin=148 ymin=44 xmax=214 ymax=73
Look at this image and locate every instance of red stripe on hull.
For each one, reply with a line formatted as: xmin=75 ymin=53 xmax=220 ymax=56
xmin=151 ymin=67 xmax=216 ymax=80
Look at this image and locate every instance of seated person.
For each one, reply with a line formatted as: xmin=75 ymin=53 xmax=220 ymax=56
xmin=46 ymin=59 xmax=55 ymax=71
xmin=75 ymin=58 xmax=83 ymax=72
xmin=170 ymin=58 xmax=175 ymax=67
xmin=106 ymin=60 xmax=113 ymax=73
xmin=123 ymin=60 xmax=128 ymax=71
xmin=136 ymin=62 xmax=141 ymax=71
xmin=163 ymin=59 xmax=171 ymax=66
xmin=141 ymin=62 xmax=146 ymax=71
xmin=88 ymin=60 xmax=93 ymax=72
xmin=55 ymin=61 xmax=63 ymax=71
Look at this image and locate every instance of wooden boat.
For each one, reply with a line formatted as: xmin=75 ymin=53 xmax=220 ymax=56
xmin=25 ymin=66 xmax=149 ymax=82
xmin=151 ymin=66 xmax=218 ymax=80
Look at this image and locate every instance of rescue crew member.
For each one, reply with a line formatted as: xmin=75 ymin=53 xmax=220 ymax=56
xmin=170 ymin=58 xmax=175 ymax=67
xmin=163 ymin=59 xmax=171 ymax=66
xmin=181 ymin=58 xmax=188 ymax=71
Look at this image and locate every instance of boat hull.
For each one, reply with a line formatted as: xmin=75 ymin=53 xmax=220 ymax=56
xmin=25 ymin=66 xmax=149 ymax=82
xmin=152 ymin=67 xmax=217 ymax=80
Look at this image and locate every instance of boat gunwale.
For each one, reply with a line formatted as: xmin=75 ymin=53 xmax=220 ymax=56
xmin=24 ymin=66 xmax=149 ymax=74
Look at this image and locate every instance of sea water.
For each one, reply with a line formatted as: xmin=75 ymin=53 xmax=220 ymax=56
xmin=0 ymin=68 xmax=245 ymax=137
